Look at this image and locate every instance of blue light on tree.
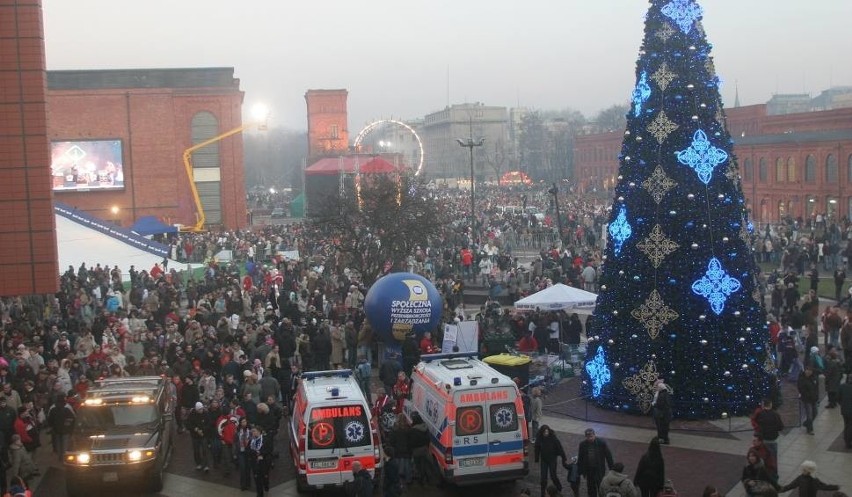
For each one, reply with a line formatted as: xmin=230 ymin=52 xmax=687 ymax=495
xmin=585 ymin=347 xmax=612 ymax=397
xmin=608 ymin=206 xmax=632 ymax=257
xmin=676 ymin=130 xmax=729 ymax=185
xmin=692 ymin=257 xmax=742 ymax=315
xmin=632 ymin=71 xmax=652 ymax=117
xmin=661 ymin=0 xmax=703 ymax=34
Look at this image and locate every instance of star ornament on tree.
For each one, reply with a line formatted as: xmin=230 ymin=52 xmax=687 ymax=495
xmin=631 ymin=289 xmax=679 ymax=340
xmin=632 ymin=71 xmax=652 ymax=117
xmin=661 ymin=0 xmax=703 ymax=34
xmin=585 ymin=347 xmax=612 ymax=398
xmin=636 ymin=224 xmax=679 ymax=268
xmin=642 ymin=165 xmax=677 ymax=204
xmin=692 ymin=257 xmax=742 ymax=315
xmin=608 ymin=206 xmax=633 ymax=257
xmin=622 ymin=361 xmax=660 ymax=414
xmin=676 ymin=130 xmax=729 ymax=185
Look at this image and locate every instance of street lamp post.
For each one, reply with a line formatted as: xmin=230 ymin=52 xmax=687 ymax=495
xmin=548 ymin=183 xmax=564 ymax=246
xmin=456 ymin=135 xmax=485 ymax=234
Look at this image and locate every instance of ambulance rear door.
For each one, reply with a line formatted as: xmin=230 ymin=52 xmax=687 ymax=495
xmin=453 ymin=389 xmax=489 ymax=477
xmin=484 ymin=387 xmax=525 ymax=474
xmin=306 ymin=403 xmax=373 ymax=486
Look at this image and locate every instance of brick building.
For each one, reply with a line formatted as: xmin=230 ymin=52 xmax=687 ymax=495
xmin=47 ymin=67 xmax=247 ymax=229
xmin=0 ymin=0 xmax=59 ymax=295
xmin=305 ymin=89 xmax=349 ymax=161
xmin=574 ymin=103 xmax=852 ymax=224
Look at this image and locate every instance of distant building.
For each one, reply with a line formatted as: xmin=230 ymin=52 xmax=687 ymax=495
xmin=421 ymin=103 xmax=509 ymax=182
xmin=47 ymin=67 xmax=247 ymax=229
xmin=305 ymin=89 xmax=349 ymax=161
xmin=574 ymin=94 xmax=852 ymax=224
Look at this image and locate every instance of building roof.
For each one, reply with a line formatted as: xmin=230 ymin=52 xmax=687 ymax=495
xmin=305 ymin=156 xmax=401 ymax=176
xmin=47 ymin=68 xmax=240 ymax=90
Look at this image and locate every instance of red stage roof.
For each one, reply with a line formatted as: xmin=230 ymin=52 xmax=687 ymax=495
xmin=305 ymin=156 xmax=400 ymax=176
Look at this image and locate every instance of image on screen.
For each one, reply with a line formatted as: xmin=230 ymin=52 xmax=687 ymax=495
xmin=51 ymin=140 xmax=125 ymax=191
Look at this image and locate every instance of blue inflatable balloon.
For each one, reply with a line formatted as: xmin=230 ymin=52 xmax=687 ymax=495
xmin=364 ymin=272 xmax=443 ymax=343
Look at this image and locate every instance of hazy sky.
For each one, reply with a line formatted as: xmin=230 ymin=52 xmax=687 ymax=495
xmin=42 ymin=0 xmax=852 ymax=131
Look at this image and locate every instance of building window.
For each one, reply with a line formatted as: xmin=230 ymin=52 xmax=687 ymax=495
xmin=330 ymin=124 xmax=339 ymax=139
xmin=805 ymin=155 xmax=816 ymax=182
xmin=827 ymin=196 xmax=838 ymax=219
xmin=826 ymin=154 xmax=838 ymax=183
xmin=758 ymin=158 xmax=767 ymax=183
xmin=743 ymin=158 xmax=753 ymax=181
xmin=775 ymin=158 xmax=785 ymax=183
xmin=805 ymin=195 xmax=817 ymax=218
xmin=787 ymin=157 xmax=797 ymax=182
xmin=848 ymin=154 xmax=852 ymax=184
xmin=848 ymin=197 xmax=852 ymax=220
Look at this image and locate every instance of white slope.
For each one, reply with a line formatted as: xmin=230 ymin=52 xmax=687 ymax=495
xmin=55 ymin=214 xmax=184 ymax=274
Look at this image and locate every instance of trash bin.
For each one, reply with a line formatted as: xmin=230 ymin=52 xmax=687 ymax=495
xmin=483 ymin=354 xmax=532 ymax=389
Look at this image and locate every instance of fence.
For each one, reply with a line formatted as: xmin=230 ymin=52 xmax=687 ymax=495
xmin=501 ymin=231 xmax=561 ymax=251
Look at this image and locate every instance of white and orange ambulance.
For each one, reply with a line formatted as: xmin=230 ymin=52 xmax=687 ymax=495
xmin=289 ymin=369 xmax=382 ymax=492
xmin=405 ymin=352 xmax=529 ymax=485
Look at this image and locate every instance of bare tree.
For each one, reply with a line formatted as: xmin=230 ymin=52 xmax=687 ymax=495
xmin=484 ymin=135 xmax=508 ymax=184
xmin=594 ymin=104 xmax=629 ymax=132
xmin=311 ymin=174 xmax=449 ymax=285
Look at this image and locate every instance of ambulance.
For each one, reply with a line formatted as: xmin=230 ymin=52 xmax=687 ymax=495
xmin=288 ymin=369 xmax=383 ymax=492
xmin=405 ymin=352 xmax=529 ymax=485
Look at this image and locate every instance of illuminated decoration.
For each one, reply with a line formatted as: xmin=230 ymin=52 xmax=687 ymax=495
xmin=585 ymin=347 xmax=612 ymax=397
xmin=632 ymin=71 xmax=652 ymax=117
xmin=676 ymin=130 xmax=729 ymax=185
xmin=655 ymin=22 xmax=676 ymax=42
xmin=582 ymin=0 xmax=771 ymax=420
xmin=642 ymin=165 xmax=677 ymax=204
xmin=661 ymin=0 xmax=703 ymax=34
xmin=622 ymin=361 xmax=660 ymax=413
xmin=353 ymin=119 xmax=425 ymax=176
xmin=637 ymin=224 xmax=679 ymax=268
xmin=692 ymin=257 xmax=742 ymax=315
xmin=631 ymin=290 xmax=679 ymax=340
xmin=647 ymin=112 xmax=679 ymax=144
xmin=608 ymin=206 xmax=633 ymax=257
xmin=651 ymin=62 xmax=676 ymax=92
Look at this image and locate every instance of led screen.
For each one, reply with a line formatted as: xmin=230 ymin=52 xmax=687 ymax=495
xmin=51 ymin=140 xmax=125 ymax=191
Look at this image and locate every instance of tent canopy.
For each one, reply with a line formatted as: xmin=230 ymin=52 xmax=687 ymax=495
xmin=305 ymin=156 xmax=400 ymax=176
xmin=514 ymin=283 xmax=597 ymax=312
xmin=130 ymin=216 xmax=177 ymax=235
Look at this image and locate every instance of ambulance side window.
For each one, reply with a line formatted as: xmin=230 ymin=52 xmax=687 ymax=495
xmin=455 ymin=406 xmax=484 ymax=436
xmin=489 ymin=403 xmax=518 ymax=433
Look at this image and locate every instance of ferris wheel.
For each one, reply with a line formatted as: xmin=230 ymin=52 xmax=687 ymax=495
xmin=353 ymin=119 xmax=425 ymax=176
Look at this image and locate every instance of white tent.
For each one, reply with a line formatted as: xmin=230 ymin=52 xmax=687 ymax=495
xmin=514 ymin=283 xmax=598 ymax=313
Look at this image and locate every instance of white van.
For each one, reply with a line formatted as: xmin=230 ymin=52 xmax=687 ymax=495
xmin=404 ymin=352 xmax=529 ymax=485
xmin=288 ymin=370 xmax=382 ymax=492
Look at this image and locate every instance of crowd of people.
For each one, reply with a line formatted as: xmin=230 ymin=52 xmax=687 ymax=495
xmin=0 ymin=183 xmax=850 ymax=497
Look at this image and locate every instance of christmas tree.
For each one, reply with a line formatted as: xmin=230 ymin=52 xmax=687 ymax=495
xmin=581 ymin=0 xmax=773 ymax=419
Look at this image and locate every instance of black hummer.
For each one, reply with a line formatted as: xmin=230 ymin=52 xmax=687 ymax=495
xmin=64 ymin=376 xmax=175 ymax=496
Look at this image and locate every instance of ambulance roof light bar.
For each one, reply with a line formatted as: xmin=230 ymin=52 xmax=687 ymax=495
xmin=420 ymin=352 xmax=479 ymax=363
xmin=302 ymin=369 xmax=353 ymax=381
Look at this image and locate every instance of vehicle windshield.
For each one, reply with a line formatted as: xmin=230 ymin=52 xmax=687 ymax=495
xmin=76 ymin=404 xmax=159 ymax=431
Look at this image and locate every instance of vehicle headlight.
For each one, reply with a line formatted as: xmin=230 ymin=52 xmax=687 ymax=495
xmin=77 ymin=453 xmax=91 ymax=464
xmin=128 ymin=450 xmax=142 ymax=461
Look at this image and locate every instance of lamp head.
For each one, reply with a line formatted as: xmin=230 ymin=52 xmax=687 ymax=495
xmin=455 ymin=138 xmax=467 ymax=147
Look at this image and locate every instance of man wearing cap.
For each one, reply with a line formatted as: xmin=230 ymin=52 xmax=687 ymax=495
xmin=186 ymin=402 xmax=209 ymax=472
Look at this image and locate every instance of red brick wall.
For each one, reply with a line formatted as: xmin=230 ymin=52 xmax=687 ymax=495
xmin=305 ymin=89 xmax=349 ymax=159
xmin=47 ymin=88 xmax=247 ymax=229
xmin=0 ymin=0 xmax=58 ymax=296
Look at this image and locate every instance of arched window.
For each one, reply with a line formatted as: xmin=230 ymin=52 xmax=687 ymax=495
xmin=758 ymin=158 xmax=768 ymax=183
xmin=805 ymin=195 xmax=817 ymax=218
xmin=743 ymin=158 xmax=753 ymax=181
xmin=848 ymin=154 xmax=852 ymax=184
xmin=787 ymin=157 xmax=797 ymax=182
xmin=826 ymin=154 xmax=838 ymax=183
xmin=804 ymin=155 xmax=816 ymax=183
xmin=190 ymin=111 xmax=222 ymax=224
xmin=775 ymin=158 xmax=785 ymax=183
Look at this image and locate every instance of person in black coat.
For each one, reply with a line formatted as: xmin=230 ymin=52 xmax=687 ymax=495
xmin=652 ymin=380 xmax=673 ymax=444
xmin=634 ymin=438 xmax=665 ymax=497
xmin=797 ymin=366 xmax=819 ymax=434
xmin=248 ymin=426 xmax=272 ymax=497
xmin=382 ymin=446 xmax=402 ymax=497
xmin=741 ymin=449 xmax=779 ymax=496
xmin=778 ymin=460 xmax=838 ymax=497
xmin=534 ymin=424 xmax=567 ymax=497
xmin=839 ymin=374 xmax=852 ymax=449
xmin=577 ymin=428 xmax=614 ymax=497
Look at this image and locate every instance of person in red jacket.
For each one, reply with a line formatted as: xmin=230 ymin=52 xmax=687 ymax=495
xmin=419 ymin=332 xmax=437 ymax=354
xmin=517 ymin=331 xmax=539 ymax=353
xmin=13 ymin=407 xmax=36 ymax=452
xmin=86 ymin=345 xmax=108 ymax=368
xmin=460 ymin=248 xmax=474 ymax=280
xmin=216 ymin=413 xmax=238 ymax=477
xmin=392 ymin=371 xmax=410 ymax=414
